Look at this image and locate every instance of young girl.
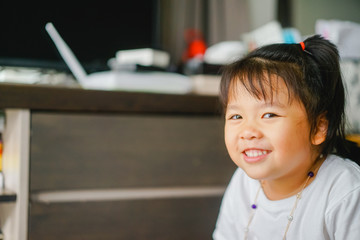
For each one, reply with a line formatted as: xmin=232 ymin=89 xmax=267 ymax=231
xmin=213 ymin=35 xmax=360 ymax=239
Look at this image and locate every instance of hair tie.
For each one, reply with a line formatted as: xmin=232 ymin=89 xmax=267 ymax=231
xmin=299 ymin=41 xmax=313 ymax=56
xmin=300 ymin=42 xmax=305 ymax=51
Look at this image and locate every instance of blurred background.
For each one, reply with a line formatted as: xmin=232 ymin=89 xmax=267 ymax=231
xmin=3 ymin=0 xmax=358 ymax=130
xmin=1 ymin=0 xmax=359 ymax=72
xmin=1 ymin=1 xmax=360 ymax=239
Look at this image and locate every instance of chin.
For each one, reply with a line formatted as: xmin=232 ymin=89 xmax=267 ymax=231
xmin=246 ymin=174 xmax=264 ymax=180
xmin=243 ymin=169 xmax=264 ymax=180
xmin=243 ymin=168 xmax=268 ymax=180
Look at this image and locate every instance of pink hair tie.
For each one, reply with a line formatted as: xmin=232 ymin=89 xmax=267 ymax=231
xmin=300 ymin=42 xmax=305 ymax=51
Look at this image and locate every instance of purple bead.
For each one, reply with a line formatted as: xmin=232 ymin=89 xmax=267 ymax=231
xmin=308 ymin=171 xmax=314 ymax=177
xmin=251 ymin=204 xmax=257 ymax=209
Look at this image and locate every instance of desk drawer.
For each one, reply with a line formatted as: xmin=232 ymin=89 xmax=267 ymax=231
xmin=28 ymin=112 xmax=234 ymax=239
xmin=30 ymin=112 xmax=234 ymax=191
xmin=29 ymin=197 xmax=221 ymax=240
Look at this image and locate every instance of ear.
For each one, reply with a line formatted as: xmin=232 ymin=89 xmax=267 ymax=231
xmin=311 ymin=113 xmax=328 ymax=145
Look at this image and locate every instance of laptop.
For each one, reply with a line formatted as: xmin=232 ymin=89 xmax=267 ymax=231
xmin=45 ymin=22 xmax=193 ymax=94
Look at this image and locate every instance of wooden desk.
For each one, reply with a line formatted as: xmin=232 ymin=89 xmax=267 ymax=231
xmin=0 ymin=83 xmax=235 ymax=240
xmin=347 ymin=134 xmax=360 ymax=147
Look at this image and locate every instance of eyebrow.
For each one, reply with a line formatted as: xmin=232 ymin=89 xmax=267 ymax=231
xmin=226 ymin=100 xmax=286 ymax=111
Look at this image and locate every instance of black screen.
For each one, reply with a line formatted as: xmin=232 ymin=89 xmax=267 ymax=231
xmin=0 ymin=0 xmax=159 ymax=72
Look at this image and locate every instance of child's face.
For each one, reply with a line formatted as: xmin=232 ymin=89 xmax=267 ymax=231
xmin=224 ymin=77 xmax=317 ymax=181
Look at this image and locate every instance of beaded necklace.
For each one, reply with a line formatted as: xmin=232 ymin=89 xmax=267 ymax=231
xmin=243 ymin=158 xmax=322 ymax=240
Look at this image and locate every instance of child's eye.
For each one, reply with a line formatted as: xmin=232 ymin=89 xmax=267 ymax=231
xmin=263 ymin=113 xmax=278 ymax=118
xmin=230 ymin=114 xmax=242 ymax=120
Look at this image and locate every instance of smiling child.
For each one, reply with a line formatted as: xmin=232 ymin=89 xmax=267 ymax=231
xmin=213 ymin=35 xmax=360 ymax=240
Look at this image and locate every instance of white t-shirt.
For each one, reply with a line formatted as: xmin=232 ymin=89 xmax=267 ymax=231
xmin=213 ymin=154 xmax=360 ymax=240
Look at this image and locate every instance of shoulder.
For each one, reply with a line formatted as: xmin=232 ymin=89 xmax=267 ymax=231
xmin=320 ymin=154 xmax=360 ymax=190
xmin=319 ymin=154 xmax=360 ymax=210
xmin=320 ymin=155 xmax=360 ymax=238
xmin=321 ymin=154 xmax=360 ymax=184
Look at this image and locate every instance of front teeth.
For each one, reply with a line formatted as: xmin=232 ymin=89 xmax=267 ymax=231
xmin=245 ymin=150 xmax=267 ymax=157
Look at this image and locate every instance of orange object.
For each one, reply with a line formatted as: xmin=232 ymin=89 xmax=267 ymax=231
xmin=300 ymin=41 xmax=305 ymax=51
xmin=187 ymin=39 xmax=207 ymax=58
xmin=183 ymin=29 xmax=207 ymax=61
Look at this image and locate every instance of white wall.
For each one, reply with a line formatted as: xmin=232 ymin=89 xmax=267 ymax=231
xmin=292 ymin=0 xmax=360 ymax=35
xmin=247 ymin=0 xmax=278 ymax=30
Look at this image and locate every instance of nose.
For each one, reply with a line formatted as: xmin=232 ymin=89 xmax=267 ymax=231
xmin=239 ymin=122 xmax=263 ymax=140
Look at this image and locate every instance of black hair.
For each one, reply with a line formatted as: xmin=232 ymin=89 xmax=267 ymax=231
xmin=220 ymin=34 xmax=347 ymax=157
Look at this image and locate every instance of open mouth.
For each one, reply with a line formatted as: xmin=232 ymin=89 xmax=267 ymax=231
xmin=244 ymin=149 xmax=269 ymax=157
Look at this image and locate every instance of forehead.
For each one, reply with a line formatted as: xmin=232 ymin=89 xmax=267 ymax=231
xmin=227 ymin=74 xmax=293 ymax=105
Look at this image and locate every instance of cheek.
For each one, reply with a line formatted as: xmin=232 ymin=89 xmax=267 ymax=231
xmin=294 ymin=121 xmax=312 ymax=144
xmin=224 ymin=125 xmax=239 ymax=154
xmin=224 ymin=131 xmax=242 ymax=167
xmin=273 ymin=122 xmax=311 ymax=154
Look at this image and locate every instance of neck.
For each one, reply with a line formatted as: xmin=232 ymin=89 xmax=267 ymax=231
xmin=261 ymin=155 xmax=325 ymax=200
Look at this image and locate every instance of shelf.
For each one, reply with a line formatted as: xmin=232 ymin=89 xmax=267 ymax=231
xmin=0 ymin=83 xmax=220 ymax=115
xmin=0 ymin=188 xmax=17 ymax=202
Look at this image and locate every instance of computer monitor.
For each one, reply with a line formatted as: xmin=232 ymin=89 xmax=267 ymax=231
xmin=0 ymin=0 xmax=160 ymax=72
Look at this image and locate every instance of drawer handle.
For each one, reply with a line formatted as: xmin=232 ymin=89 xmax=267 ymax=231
xmin=31 ymin=186 xmax=226 ymax=203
